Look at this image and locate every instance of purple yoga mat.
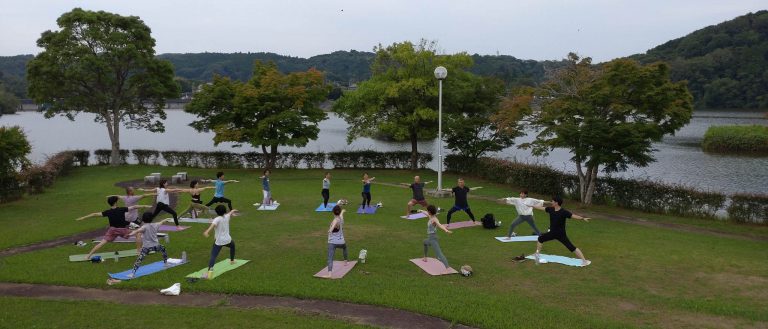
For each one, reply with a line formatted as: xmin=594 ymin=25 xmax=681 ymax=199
xmin=444 ymin=221 xmax=480 ymax=229
xmin=313 ymin=260 xmax=358 ymax=279
xmin=94 ymin=236 xmax=136 ymax=243
xmin=158 ymin=225 xmax=191 ymax=232
xmin=410 ymin=258 xmax=457 ymax=276
xmin=356 ymin=206 xmax=377 ymax=214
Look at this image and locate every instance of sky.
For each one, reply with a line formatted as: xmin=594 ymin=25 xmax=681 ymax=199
xmin=0 ymin=0 xmax=765 ymax=62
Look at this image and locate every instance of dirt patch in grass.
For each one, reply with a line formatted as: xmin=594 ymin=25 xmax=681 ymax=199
xmin=0 ymin=228 xmax=104 ymax=257
xmin=0 ymin=282 xmax=475 ymax=329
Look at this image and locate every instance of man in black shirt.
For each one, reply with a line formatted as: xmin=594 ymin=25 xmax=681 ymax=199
xmin=443 ymin=178 xmax=482 ymax=224
xmin=530 ymin=196 xmax=591 ymax=266
xmin=76 ymin=196 xmax=151 ymax=260
xmin=401 ymin=176 xmax=432 ymax=217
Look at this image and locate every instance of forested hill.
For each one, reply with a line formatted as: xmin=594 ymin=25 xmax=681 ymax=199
xmin=631 ymin=10 xmax=768 ymax=109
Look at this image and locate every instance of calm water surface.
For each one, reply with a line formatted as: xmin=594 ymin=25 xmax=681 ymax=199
xmin=1 ymin=110 xmax=766 ymax=195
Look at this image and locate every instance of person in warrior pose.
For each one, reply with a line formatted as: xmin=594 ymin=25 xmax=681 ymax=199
xmin=75 ymin=196 xmax=151 ymax=260
xmin=530 ymin=196 xmax=592 ymax=266
xmin=443 ymin=178 xmax=482 ymax=225
xmin=421 ymin=205 xmax=454 ymax=274
xmin=324 ymin=205 xmax=350 ymax=278
xmin=402 ymin=176 xmax=431 ymax=217
xmin=500 ymin=189 xmax=546 ymax=239
xmin=204 ymin=171 xmax=239 ymax=211
xmin=361 ymin=173 xmax=375 ymax=208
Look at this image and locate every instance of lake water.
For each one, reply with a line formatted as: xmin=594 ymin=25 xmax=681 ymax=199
xmin=1 ymin=110 xmax=766 ymax=195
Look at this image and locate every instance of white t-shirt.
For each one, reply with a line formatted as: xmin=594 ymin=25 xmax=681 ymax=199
xmin=504 ymin=197 xmax=543 ymax=216
xmin=212 ymin=214 xmax=232 ymax=245
xmin=156 ymin=188 xmax=170 ymax=205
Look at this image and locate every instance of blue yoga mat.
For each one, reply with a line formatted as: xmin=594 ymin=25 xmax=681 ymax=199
xmin=108 ymin=259 xmax=186 ymax=280
xmin=315 ymin=203 xmax=337 ymax=212
xmin=356 ymin=205 xmax=377 ymax=214
xmin=525 ymin=254 xmax=587 ymax=267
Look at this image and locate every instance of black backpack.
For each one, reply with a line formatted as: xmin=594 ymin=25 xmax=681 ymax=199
xmin=481 ymin=213 xmax=498 ymax=229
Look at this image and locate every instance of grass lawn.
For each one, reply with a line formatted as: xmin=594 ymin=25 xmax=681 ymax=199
xmin=0 ymin=296 xmax=373 ymax=328
xmin=0 ymin=165 xmax=766 ymax=328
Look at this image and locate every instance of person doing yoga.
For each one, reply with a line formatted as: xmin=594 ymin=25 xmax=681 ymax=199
xmin=361 ymin=173 xmax=375 ymax=208
xmin=402 ymin=176 xmax=432 ymax=217
xmin=180 ymin=180 xmax=215 ymax=219
xmin=321 ymin=172 xmax=332 ymax=208
xmin=201 ymin=205 xmax=240 ymax=279
xmin=500 ymin=189 xmax=546 ymax=239
xmin=443 ymin=178 xmax=482 ymax=225
xmin=204 ymin=171 xmax=239 ymax=211
xmin=530 ymin=196 xmax=592 ymax=266
xmin=75 ymin=196 xmax=151 ymax=260
xmin=140 ymin=180 xmax=184 ymax=228
xmin=421 ymin=205 xmax=453 ymax=274
xmin=126 ymin=212 xmax=173 ymax=279
xmin=324 ymin=205 xmax=349 ymax=278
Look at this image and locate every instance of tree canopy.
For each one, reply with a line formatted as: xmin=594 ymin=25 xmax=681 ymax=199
xmin=529 ymin=53 xmax=693 ymax=204
xmin=185 ymin=61 xmax=329 ymax=168
xmin=26 ymin=8 xmax=179 ymax=165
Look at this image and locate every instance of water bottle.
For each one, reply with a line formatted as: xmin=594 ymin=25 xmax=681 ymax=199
xmin=114 ymin=251 xmax=119 ymax=262
xmin=359 ymin=249 xmax=367 ymax=264
xmin=164 ymin=234 xmax=170 ymax=243
xmin=181 ymin=251 xmax=187 ymax=263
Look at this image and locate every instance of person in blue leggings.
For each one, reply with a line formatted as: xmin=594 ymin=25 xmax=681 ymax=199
xmin=202 ymin=205 xmax=241 ymax=279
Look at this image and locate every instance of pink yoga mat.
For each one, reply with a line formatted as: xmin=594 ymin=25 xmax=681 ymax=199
xmin=313 ymin=260 xmax=358 ymax=279
xmin=158 ymin=225 xmax=191 ymax=232
xmin=444 ymin=221 xmax=480 ymax=229
xmin=410 ymin=258 xmax=457 ymax=276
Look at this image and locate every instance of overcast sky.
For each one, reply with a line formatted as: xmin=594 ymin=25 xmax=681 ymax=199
xmin=1 ymin=0 xmax=765 ymax=62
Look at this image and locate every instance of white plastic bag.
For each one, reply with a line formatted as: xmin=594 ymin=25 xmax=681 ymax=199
xmin=160 ymin=283 xmax=181 ymax=296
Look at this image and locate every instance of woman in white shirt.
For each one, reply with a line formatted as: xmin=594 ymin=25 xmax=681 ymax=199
xmin=499 ymin=189 xmax=547 ymax=239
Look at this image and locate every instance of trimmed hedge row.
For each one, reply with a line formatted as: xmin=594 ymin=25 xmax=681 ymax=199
xmin=84 ymin=149 xmax=433 ymax=169
xmin=444 ymin=155 xmax=764 ymax=223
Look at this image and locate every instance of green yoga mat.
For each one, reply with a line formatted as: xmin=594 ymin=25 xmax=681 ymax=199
xmin=186 ymin=259 xmax=250 ymax=279
xmin=68 ymin=249 xmax=139 ymax=262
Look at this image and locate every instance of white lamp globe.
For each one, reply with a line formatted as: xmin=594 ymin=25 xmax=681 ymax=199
xmin=434 ymin=66 xmax=447 ymax=80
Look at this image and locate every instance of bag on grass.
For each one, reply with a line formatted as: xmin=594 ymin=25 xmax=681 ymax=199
xmin=481 ymin=213 xmax=498 ymax=229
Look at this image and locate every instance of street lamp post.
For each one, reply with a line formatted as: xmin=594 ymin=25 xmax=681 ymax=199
xmin=434 ymin=66 xmax=447 ymax=195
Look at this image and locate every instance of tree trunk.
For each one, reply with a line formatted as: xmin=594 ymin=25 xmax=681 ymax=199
xmin=105 ymin=110 xmax=122 ymax=166
xmin=270 ymin=144 xmax=278 ymax=169
xmin=583 ymin=165 xmax=599 ymax=205
xmin=575 ymin=159 xmax=586 ymax=202
xmin=410 ymin=130 xmax=418 ymax=170
xmin=261 ymin=144 xmax=272 ymax=169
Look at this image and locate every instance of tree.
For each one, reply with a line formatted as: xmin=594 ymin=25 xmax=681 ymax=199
xmin=186 ymin=61 xmax=330 ymax=168
xmin=528 ymin=53 xmax=693 ymax=205
xmin=26 ymin=8 xmax=179 ymax=165
xmin=0 ymin=126 xmax=31 ymax=202
xmin=443 ymin=76 xmax=526 ymax=159
xmin=0 ymin=85 xmax=20 ymax=115
xmin=333 ymin=40 xmax=473 ymax=169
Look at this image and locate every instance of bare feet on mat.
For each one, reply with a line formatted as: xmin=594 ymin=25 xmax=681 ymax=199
xmin=324 ymin=271 xmax=332 ymax=278
xmin=582 ymin=260 xmax=591 ymax=266
xmin=230 ymin=260 xmax=236 ymax=265
xmin=107 ymin=278 xmax=121 ymax=285
xmin=344 ymin=260 xmax=349 ymax=266
xmin=422 ymin=257 xmax=427 ymax=262
xmin=126 ymin=273 xmax=135 ymax=279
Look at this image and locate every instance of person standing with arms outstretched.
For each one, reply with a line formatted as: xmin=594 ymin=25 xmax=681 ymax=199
xmin=205 ymin=171 xmax=239 ymax=211
xmin=255 ymin=169 xmax=277 ymax=207
xmin=75 ymin=196 xmax=151 ymax=260
xmin=140 ymin=180 xmax=183 ymax=228
xmin=530 ymin=196 xmax=591 ymax=266
xmin=126 ymin=212 xmax=173 ymax=279
xmin=202 ymin=206 xmax=240 ymax=279
xmin=500 ymin=189 xmax=546 ymax=239
xmin=443 ymin=178 xmax=482 ymax=225
xmin=321 ymin=172 xmax=331 ymax=209
xmin=180 ymin=180 xmax=215 ymax=219
xmin=361 ymin=173 xmax=375 ymax=208
xmin=402 ymin=176 xmax=432 ymax=217
xmin=421 ymin=205 xmax=453 ymax=274
xmin=324 ymin=205 xmax=349 ymax=278
xmin=107 ymin=186 xmax=155 ymax=226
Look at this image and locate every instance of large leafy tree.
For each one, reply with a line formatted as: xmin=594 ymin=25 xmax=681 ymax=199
xmin=443 ymin=79 xmax=530 ymax=159
xmin=0 ymin=126 xmax=31 ymax=202
xmin=528 ymin=53 xmax=693 ymax=205
xmin=27 ymin=8 xmax=179 ymax=165
xmin=186 ymin=61 xmax=329 ymax=168
xmin=0 ymin=85 xmax=20 ymax=116
xmin=333 ymin=40 xmax=473 ymax=170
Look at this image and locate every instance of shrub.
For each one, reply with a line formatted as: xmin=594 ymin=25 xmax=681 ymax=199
xmin=132 ymin=149 xmax=160 ymax=165
xmin=702 ymin=125 xmax=768 ymax=154
xmin=161 ymin=151 xmax=197 ymax=167
xmin=197 ymin=151 xmax=243 ymax=169
xmin=445 ymin=155 xmax=728 ymax=220
xmin=94 ymin=149 xmax=129 ymax=165
xmin=23 ymin=151 xmax=76 ymax=194
xmin=328 ymin=150 xmax=432 ymax=169
xmin=70 ymin=150 xmax=90 ymax=167
xmin=0 ymin=126 xmax=31 ymax=203
xmin=303 ymin=152 xmax=327 ymax=169
xmin=728 ymin=193 xmax=768 ymax=224
xmin=242 ymin=152 xmax=267 ymax=169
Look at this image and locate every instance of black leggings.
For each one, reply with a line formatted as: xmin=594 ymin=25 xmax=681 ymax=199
xmin=321 ymin=189 xmax=330 ymax=207
xmin=208 ymin=241 xmax=235 ymax=270
xmin=361 ymin=192 xmax=371 ymax=207
xmin=152 ymin=202 xmax=178 ymax=226
xmin=446 ymin=206 xmax=475 ymax=224
xmin=206 ymin=197 xmax=232 ymax=211
xmin=537 ymin=231 xmax=577 ymax=252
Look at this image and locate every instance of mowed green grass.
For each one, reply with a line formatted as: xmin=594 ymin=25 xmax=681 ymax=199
xmin=0 ymin=297 xmax=374 ymax=329
xmin=0 ymin=166 xmax=766 ymax=328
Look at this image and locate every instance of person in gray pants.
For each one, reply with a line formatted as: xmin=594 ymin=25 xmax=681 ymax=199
xmin=421 ymin=205 xmax=454 ymax=273
xmin=499 ymin=190 xmax=547 ymax=239
xmin=325 ymin=205 xmax=349 ymax=277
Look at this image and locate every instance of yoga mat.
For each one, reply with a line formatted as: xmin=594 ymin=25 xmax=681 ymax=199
xmin=313 ymin=260 xmax=358 ymax=279
xmin=445 ymin=221 xmax=480 ymax=229
xmin=179 ymin=217 xmax=213 ymax=224
xmin=525 ymin=254 xmax=588 ymax=267
xmin=158 ymin=225 xmax=191 ymax=232
xmin=69 ymin=249 xmax=139 ymax=262
xmin=356 ymin=206 xmax=378 ymax=214
xmin=315 ymin=203 xmax=337 ymax=212
xmin=495 ymin=236 xmax=539 ymax=242
xmin=410 ymin=258 xmax=457 ymax=276
xmin=400 ymin=213 xmax=427 ymax=220
xmin=186 ymin=259 xmax=250 ymax=280
xmin=108 ymin=258 xmax=187 ymax=280
xmin=93 ymin=233 xmax=167 ymax=243
xmin=256 ymin=204 xmax=279 ymax=211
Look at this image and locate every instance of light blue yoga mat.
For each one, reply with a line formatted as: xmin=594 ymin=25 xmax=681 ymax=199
xmin=525 ymin=254 xmax=587 ymax=267
xmin=108 ymin=259 xmax=187 ymax=280
xmin=495 ymin=236 xmax=539 ymax=242
xmin=315 ymin=203 xmax=337 ymax=212
xmin=357 ymin=205 xmax=377 ymax=214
